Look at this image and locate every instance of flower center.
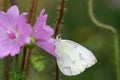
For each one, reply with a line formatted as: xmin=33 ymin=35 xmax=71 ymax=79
xmin=7 ymin=30 xmax=16 ymax=39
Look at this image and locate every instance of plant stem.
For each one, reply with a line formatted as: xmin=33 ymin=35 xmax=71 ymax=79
xmin=0 ymin=0 xmax=3 ymax=10
xmin=54 ymin=0 xmax=65 ymax=37
xmin=88 ymin=0 xmax=120 ymax=80
xmin=15 ymin=54 xmax=19 ymax=71
xmin=21 ymin=47 xmax=27 ymax=73
xmin=114 ymin=33 xmax=120 ymax=80
xmin=54 ymin=0 xmax=65 ymax=80
xmin=2 ymin=56 xmax=13 ymax=80
xmin=20 ymin=0 xmax=38 ymax=78
xmin=10 ymin=0 xmax=18 ymax=5
xmin=24 ymin=0 xmax=38 ymax=77
xmin=25 ymin=49 xmax=32 ymax=76
xmin=88 ymin=0 xmax=116 ymax=33
xmin=27 ymin=0 xmax=38 ymax=25
xmin=55 ymin=62 xmax=59 ymax=80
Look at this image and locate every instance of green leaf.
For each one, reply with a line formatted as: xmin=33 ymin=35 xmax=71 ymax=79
xmin=30 ymin=53 xmax=46 ymax=72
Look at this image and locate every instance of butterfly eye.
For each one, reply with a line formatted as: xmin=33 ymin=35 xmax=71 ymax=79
xmin=58 ymin=35 xmax=61 ymax=38
xmin=56 ymin=35 xmax=61 ymax=39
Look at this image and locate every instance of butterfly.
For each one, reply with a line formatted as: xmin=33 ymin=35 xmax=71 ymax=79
xmin=55 ymin=35 xmax=97 ymax=76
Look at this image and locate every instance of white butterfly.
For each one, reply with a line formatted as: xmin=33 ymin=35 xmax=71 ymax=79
xmin=55 ymin=35 xmax=97 ymax=76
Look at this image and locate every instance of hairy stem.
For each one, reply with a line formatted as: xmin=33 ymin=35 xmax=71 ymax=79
xmin=10 ymin=0 xmax=18 ymax=5
xmin=54 ymin=0 xmax=65 ymax=37
xmin=55 ymin=62 xmax=59 ymax=80
xmin=21 ymin=47 xmax=27 ymax=74
xmin=27 ymin=0 xmax=38 ymax=25
xmin=2 ymin=56 xmax=13 ymax=80
xmin=88 ymin=0 xmax=120 ymax=80
xmin=54 ymin=0 xmax=65 ymax=80
xmin=20 ymin=0 xmax=38 ymax=78
xmin=25 ymin=49 xmax=32 ymax=76
xmin=24 ymin=0 xmax=38 ymax=77
xmin=0 ymin=0 xmax=3 ymax=10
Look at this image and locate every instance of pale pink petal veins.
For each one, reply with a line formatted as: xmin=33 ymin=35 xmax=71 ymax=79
xmin=0 ymin=5 xmax=32 ymax=58
xmin=17 ymin=13 xmax=32 ymax=44
xmin=0 ymin=11 xmax=17 ymax=30
xmin=33 ymin=10 xmax=54 ymax=40
xmin=0 ymin=39 xmax=12 ymax=58
xmin=33 ymin=14 xmax=47 ymax=34
xmin=17 ymin=13 xmax=31 ymax=36
xmin=33 ymin=25 xmax=54 ymax=40
xmin=10 ymin=42 xmax=20 ymax=56
xmin=40 ymin=8 xmax=45 ymax=17
xmin=37 ymin=38 xmax=57 ymax=57
xmin=0 ymin=46 xmax=10 ymax=58
xmin=32 ymin=9 xmax=56 ymax=57
xmin=7 ymin=5 xmax=19 ymax=17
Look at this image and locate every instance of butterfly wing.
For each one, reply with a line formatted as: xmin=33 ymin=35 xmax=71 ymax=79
xmin=55 ymin=40 xmax=97 ymax=76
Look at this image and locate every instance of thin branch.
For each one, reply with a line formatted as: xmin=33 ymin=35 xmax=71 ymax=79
xmin=24 ymin=0 xmax=38 ymax=77
xmin=25 ymin=49 xmax=32 ymax=76
xmin=20 ymin=48 xmax=27 ymax=73
xmin=20 ymin=0 xmax=38 ymax=78
xmin=88 ymin=0 xmax=116 ymax=33
xmin=27 ymin=0 xmax=38 ymax=25
xmin=88 ymin=0 xmax=120 ymax=80
xmin=2 ymin=56 xmax=13 ymax=80
xmin=0 ymin=0 xmax=3 ymax=10
xmin=55 ymin=62 xmax=59 ymax=80
xmin=114 ymin=33 xmax=120 ymax=80
xmin=54 ymin=0 xmax=65 ymax=37
xmin=10 ymin=0 xmax=18 ymax=5
xmin=54 ymin=0 xmax=65 ymax=80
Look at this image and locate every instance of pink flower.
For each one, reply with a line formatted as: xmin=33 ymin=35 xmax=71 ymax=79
xmin=32 ymin=9 xmax=56 ymax=57
xmin=0 ymin=6 xmax=32 ymax=58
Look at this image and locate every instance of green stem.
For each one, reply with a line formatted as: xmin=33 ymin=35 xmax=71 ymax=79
xmin=20 ymin=0 xmax=38 ymax=78
xmin=3 ymin=0 xmax=10 ymax=11
xmin=25 ymin=49 xmax=32 ymax=76
xmin=114 ymin=33 xmax=120 ymax=80
xmin=15 ymin=55 xmax=19 ymax=71
xmin=10 ymin=0 xmax=18 ymax=5
xmin=27 ymin=0 xmax=38 ymax=25
xmin=0 ymin=0 xmax=3 ymax=10
xmin=2 ymin=56 xmax=13 ymax=80
xmin=88 ymin=0 xmax=116 ymax=33
xmin=20 ymin=47 xmax=27 ymax=74
xmin=24 ymin=0 xmax=38 ymax=77
xmin=88 ymin=0 xmax=120 ymax=80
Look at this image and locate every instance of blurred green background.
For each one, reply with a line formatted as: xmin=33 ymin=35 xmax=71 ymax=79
xmin=0 ymin=0 xmax=120 ymax=80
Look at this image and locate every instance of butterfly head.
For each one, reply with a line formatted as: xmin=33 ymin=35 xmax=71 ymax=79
xmin=56 ymin=35 xmax=61 ymax=39
xmin=55 ymin=35 xmax=62 ymax=45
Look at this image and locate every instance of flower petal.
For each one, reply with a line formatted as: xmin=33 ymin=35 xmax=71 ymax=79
xmin=0 ymin=5 xmax=32 ymax=58
xmin=33 ymin=14 xmax=47 ymax=31
xmin=0 ymin=48 xmax=10 ymax=58
xmin=33 ymin=9 xmax=54 ymax=40
xmin=10 ymin=42 xmax=20 ymax=56
xmin=37 ymin=38 xmax=57 ymax=57
xmin=17 ymin=13 xmax=32 ymax=36
xmin=39 ymin=8 xmax=45 ymax=17
xmin=33 ymin=25 xmax=54 ymax=40
xmin=0 ymin=11 xmax=17 ymax=30
xmin=0 ymin=39 xmax=12 ymax=58
xmin=7 ymin=5 xmax=19 ymax=17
